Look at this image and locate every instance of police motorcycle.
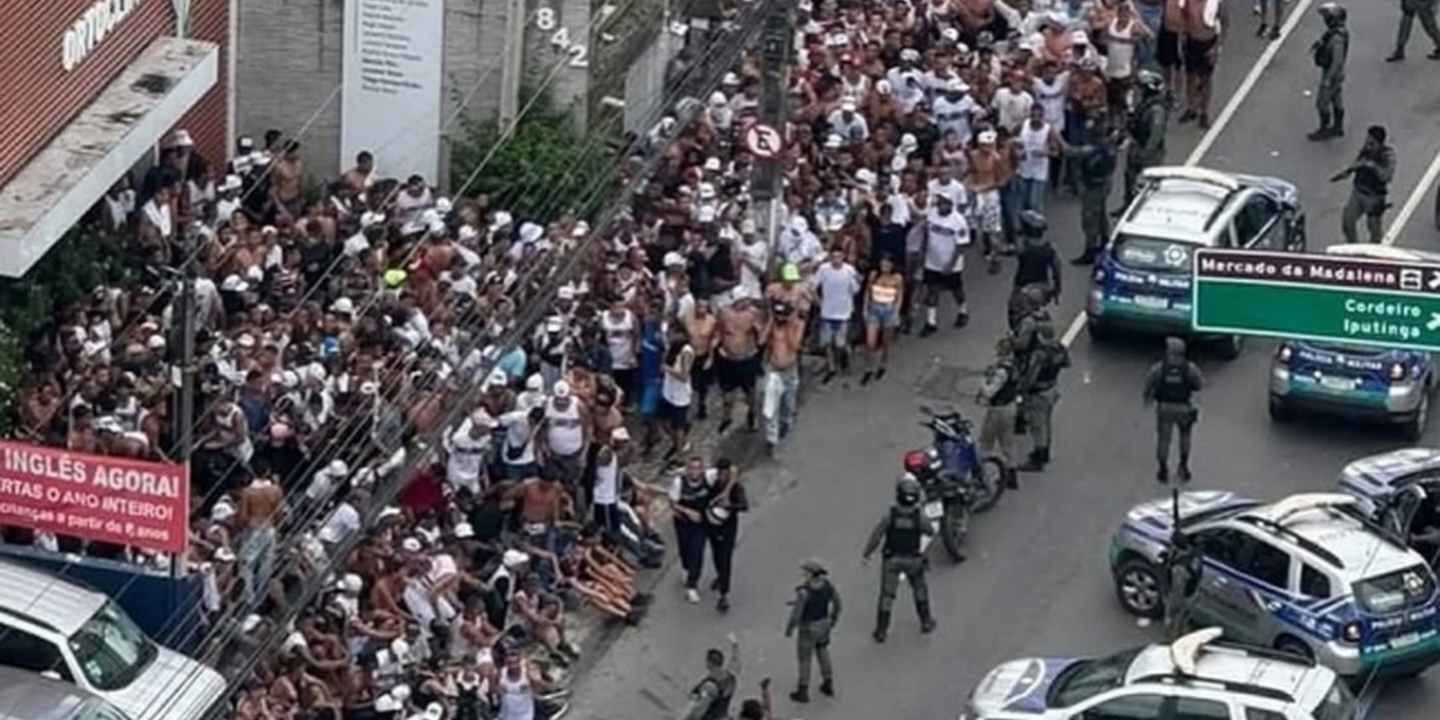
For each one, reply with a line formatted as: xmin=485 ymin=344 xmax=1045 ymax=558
xmin=907 ymin=405 xmax=1006 ymax=516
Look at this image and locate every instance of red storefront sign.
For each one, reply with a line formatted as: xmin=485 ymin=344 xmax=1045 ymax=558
xmin=0 ymin=441 xmax=189 ymax=554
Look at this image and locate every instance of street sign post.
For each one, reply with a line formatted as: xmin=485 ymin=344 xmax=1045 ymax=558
xmin=1192 ymin=248 xmax=1440 ymax=352
xmin=743 ymin=122 xmax=782 ymax=159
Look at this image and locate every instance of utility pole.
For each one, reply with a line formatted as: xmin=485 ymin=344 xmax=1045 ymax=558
xmin=751 ymin=0 xmax=792 ymax=260
xmin=171 ymin=222 xmax=199 ymax=579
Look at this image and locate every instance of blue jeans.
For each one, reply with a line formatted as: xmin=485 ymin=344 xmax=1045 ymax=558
xmin=1020 ymin=178 xmax=1048 ymax=214
xmin=238 ymin=526 xmax=276 ymax=609
xmin=1137 ymin=3 xmax=1164 ymax=69
xmin=1001 ymin=180 xmax=1022 ymax=244
xmin=762 ymin=365 xmax=800 ymax=445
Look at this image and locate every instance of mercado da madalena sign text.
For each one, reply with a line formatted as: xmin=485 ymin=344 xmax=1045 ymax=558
xmin=0 ymin=440 xmax=189 ymax=554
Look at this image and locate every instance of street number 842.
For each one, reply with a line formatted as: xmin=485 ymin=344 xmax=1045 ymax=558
xmin=536 ymin=8 xmax=589 ymax=68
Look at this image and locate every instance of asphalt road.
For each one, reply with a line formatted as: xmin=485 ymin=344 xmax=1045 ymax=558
xmin=568 ymin=6 xmax=1440 ymax=719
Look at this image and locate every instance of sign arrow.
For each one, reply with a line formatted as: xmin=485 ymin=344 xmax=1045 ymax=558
xmin=1429 ymin=271 xmax=1440 ymax=290
xmin=1429 ymin=313 xmax=1440 ymax=332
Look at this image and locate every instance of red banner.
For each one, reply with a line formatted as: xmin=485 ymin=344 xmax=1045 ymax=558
xmin=0 ymin=440 xmax=189 ymax=554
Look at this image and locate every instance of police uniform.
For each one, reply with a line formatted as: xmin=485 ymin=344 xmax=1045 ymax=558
xmin=1163 ymin=539 xmax=1203 ymax=640
xmin=1143 ymin=339 xmax=1203 ymax=483
xmin=685 ymin=663 xmax=737 ymax=720
xmin=1071 ymin=131 xmax=1118 ymax=263
xmin=786 ymin=561 xmax=841 ymax=702
xmin=1309 ymin=6 xmax=1349 ymax=140
xmin=1340 ymin=133 xmax=1397 ymax=244
xmin=1124 ymin=91 xmax=1169 ymax=206
xmin=1020 ymin=331 xmax=1070 ymax=471
xmin=862 ymin=484 xmax=937 ymax=642
xmin=979 ymin=351 xmax=1022 ymax=480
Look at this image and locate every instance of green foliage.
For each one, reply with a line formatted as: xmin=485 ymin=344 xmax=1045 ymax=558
xmin=449 ymin=97 xmax=618 ymax=222
xmin=0 ymin=227 xmax=127 ymax=433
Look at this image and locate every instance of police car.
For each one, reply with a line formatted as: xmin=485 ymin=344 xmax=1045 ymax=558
xmin=959 ymin=627 xmax=1356 ymax=720
xmin=1109 ymin=491 xmax=1440 ymax=678
xmin=1087 ymin=167 xmax=1306 ymax=358
xmin=1269 ymin=245 xmax=1439 ymax=440
xmin=1338 ymin=447 xmax=1440 ymax=540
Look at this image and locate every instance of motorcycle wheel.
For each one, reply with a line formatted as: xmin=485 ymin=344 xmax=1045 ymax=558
xmin=969 ymin=456 xmax=1007 ymax=513
xmin=941 ymin=503 xmax=970 ymax=562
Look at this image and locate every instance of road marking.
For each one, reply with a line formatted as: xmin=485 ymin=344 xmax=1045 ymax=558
xmin=1355 ymin=679 xmax=1383 ymax=720
xmin=1060 ymin=0 xmax=1314 ymax=348
xmin=1381 ymin=146 xmax=1440 ymax=246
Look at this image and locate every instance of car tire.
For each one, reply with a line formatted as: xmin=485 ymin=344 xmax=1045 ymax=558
xmin=1268 ymin=397 xmax=1292 ymax=423
xmin=1274 ymin=635 xmax=1315 ymax=663
xmin=1115 ymin=556 xmax=1165 ymax=619
xmin=1215 ymin=334 xmax=1245 ymax=360
xmin=1403 ymin=392 xmax=1429 ymax=442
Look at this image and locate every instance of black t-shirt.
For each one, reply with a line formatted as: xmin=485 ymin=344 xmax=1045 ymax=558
xmin=869 ymin=217 xmax=909 ymax=267
xmin=468 ymin=499 xmax=506 ymax=544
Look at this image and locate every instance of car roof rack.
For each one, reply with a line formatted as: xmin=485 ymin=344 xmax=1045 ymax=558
xmin=1234 ymin=516 xmax=1346 ymax=569
xmin=1131 ymin=673 xmax=1296 ymax=703
xmin=1265 ymin=493 xmax=1359 ymax=524
xmin=1139 ymin=166 xmax=1242 ymax=192
xmin=1143 ymin=628 xmax=1301 ymax=703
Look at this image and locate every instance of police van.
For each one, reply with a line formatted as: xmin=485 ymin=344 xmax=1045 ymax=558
xmin=1087 ymin=167 xmax=1307 ymax=358
xmin=1268 ymin=244 xmax=1438 ymax=439
xmin=1109 ymin=491 xmax=1440 ymax=678
xmin=959 ymin=627 xmax=1357 ymax=720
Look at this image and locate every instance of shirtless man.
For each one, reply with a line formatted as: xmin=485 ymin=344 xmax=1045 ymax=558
xmin=968 ymin=130 xmax=1012 ymax=269
xmin=715 ymin=297 xmax=766 ymax=432
xmin=763 ymin=301 xmax=808 ymax=455
xmin=271 ymin=141 xmax=305 ymax=221
xmin=686 ymin=299 xmax=720 ymax=421
xmin=236 ymin=475 xmax=284 ymax=608
xmin=513 ymin=475 xmax=572 ymax=554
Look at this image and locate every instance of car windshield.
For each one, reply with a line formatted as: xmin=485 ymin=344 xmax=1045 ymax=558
xmin=1112 ymin=233 xmax=1199 ymax=273
xmin=1046 ymin=648 xmax=1142 ymax=707
xmin=66 ymin=601 xmax=157 ymax=691
xmin=1311 ymin=678 xmax=1357 ymax=720
xmin=1353 ymin=564 xmax=1437 ymax=615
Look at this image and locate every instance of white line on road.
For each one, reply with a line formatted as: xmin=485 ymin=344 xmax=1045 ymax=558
xmin=1382 ymin=146 xmax=1440 ymax=246
xmin=1060 ymin=0 xmax=1315 ymax=348
xmin=1355 ymin=678 xmax=1384 ymax=720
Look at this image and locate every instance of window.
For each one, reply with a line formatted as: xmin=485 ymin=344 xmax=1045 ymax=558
xmin=1233 ymin=196 xmax=1279 ymax=246
xmin=1195 ymin=528 xmax=1248 ymax=568
xmin=1175 ymin=697 xmax=1233 ymax=720
xmin=1301 ymin=564 xmax=1332 ymax=598
xmin=66 ymin=601 xmax=156 ymax=691
xmin=1245 ymin=709 xmax=1287 ymax=720
xmin=1239 ymin=539 xmax=1291 ymax=589
xmin=0 ymin=626 xmax=71 ymax=679
xmin=1081 ymin=694 xmax=1167 ymax=720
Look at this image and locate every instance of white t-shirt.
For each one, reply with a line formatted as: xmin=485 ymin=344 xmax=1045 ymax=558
xmin=924 ymin=208 xmax=972 ymax=273
xmin=932 ymin=94 xmax=978 ymax=144
xmin=812 ymin=262 xmax=860 ymax=321
xmin=736 ymin=239 xmax=770 ymax=300
xmin=926 ymin=178 xmax=969 ymax=212
xmin=1032 ymin=74 xmax=1070 ymax=127
xmin=446 ymin=421 xmax=490 ymax=490
xmin=992 ymin=87 xmax=1035 ymax=134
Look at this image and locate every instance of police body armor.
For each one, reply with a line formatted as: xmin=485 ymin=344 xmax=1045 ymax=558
xmin=1354 ymin=152 xmax=1390 ymax=196
xmin=990 ymin=362 xmax=1020 ymax=406
xmin=800 ymin=581 xmax=835 ymax=622
xmin=1014 ymin=242 xmax=1056 ymax=289
xmin=883 ymin=505 xmax=924 ymax=557
xmin=692 ymin=672 xmax=737 ymax=720
xmin=1313 ymin=29 xmax=1341 ymax=68
xmin=1032 ymin=344 xmax=1067 ymax=390
xmin=1155 ymin=361 xmax=1194 ymax=404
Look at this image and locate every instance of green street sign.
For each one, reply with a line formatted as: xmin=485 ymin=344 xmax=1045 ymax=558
xmin=1192 ymin=248 xmax=1440 ymax=352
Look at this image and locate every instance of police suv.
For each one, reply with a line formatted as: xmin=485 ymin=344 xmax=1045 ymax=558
xmin=1269 ymin=244 xmax=1438 ymax=440
xmin=1338 ymin=447 xmax=1440 ymax=544
xmin=1087 ymin=167 xmax=1306 ymax=358
xmin=1110 ymin=491 xmax=1440 ymax=678
xmin=959 ymin=627 xmax=1356 ymax=720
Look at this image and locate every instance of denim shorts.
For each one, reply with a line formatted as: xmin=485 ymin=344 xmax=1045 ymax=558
xmin=819 ymin=318 xmax=849 ymax=347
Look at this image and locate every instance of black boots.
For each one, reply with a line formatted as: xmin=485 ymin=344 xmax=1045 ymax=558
xmin=873 ymin=610 xmax=891 ymax=642
xmin=1020 ymin=448 xmax=1050 ymax=472
xmin=820 ymin=679 xmax=834 ymax=697
xmin=1178 ymin=460 xmax=1192 ymax=483
xmin=790 ymin=687 xmax=810 ymax=703
xmin=1157 ymin=462 xmax=1168 ymax=484
xmin=1309 ymin=111 xmax=1345 ymax=141
xmin=919 ymin=601 xmax=937 ymax=633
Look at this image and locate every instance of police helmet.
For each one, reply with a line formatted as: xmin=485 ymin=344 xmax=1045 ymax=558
xmin=1318 ymin=2 xmax=1346 ymax=24
xmin=1018 ymin=209 xmax=1047 ymax=236
xmin=1136 ymin=70 xmax=1165 ymax=94
xmin=896 ymin=474 xmax=922 ymax=504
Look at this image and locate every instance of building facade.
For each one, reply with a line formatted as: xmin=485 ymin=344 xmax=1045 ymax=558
xmin=0 ymin=0 xmax=229 ymax=277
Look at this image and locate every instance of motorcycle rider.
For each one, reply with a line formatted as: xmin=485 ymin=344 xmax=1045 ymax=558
xmin=785 ymin=559 xmax=842 ymax=703
xmin=861 ymin=475 xmax=937 ymax=642
xmin=1122 ymin=70 xmax=1169 ymax=210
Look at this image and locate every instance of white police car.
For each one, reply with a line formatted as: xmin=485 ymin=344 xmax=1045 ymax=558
xmin=1269 ymin=245 xmax=1439 ymax=440
xmin=1087 ymin=167 xmax=1306 ymax=358
xmin=960 ymin=627 xmax=1356 ymax=720
xmin=1109 ymin=491 xmax=1440 ymax=678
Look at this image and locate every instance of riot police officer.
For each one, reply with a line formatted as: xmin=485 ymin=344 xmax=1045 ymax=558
xmin=861 ymin=475 xmax=937 ymax=642
xmin=1309 ymin=3 xmax=1350 ymax=141
xmin=1334 ymin=125 xmax=1397 ymax=244
xmin=1019 ymin=324 xmax=1070 ymax=472
xmin=682 ymin=635 xmax=740 ymax=720
xmin=1162 ymin=529 xmax=1203 ymax=640
xmin=1070 ymin=120 xmax=1119 ymax=265
xmin=1012 ymin=210 xmax=1062 ymax=310
xmin=1123 ymin=70 xmax=1169 ymax=209
xmin=785 ymin=559 xmax=842 ymax=703
xmin=1143 ymin=337 xmax=1203 ymax=483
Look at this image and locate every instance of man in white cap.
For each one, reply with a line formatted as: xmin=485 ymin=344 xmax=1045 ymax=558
xmin=533 ymin=286 xmax=576 ymax=390
xmin=541 ymin=380 xmax=588 ymax=497
xmin=446 ymin=409 xmax=495 ymax=495
xmin=826 ymin=97 xmax=870 ymax=145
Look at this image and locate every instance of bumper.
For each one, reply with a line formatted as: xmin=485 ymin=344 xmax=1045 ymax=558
xmin=1321 ymin=636 xmax=1440 ymax=678
xmin=1088 ymin=290 xmax=1193 ymax=335
xmin=1269 ymin=366 xmax=1424 ymax=422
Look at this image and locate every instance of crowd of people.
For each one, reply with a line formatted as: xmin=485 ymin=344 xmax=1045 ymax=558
xmin=0 ymin=0 xmax=1245 ymax=716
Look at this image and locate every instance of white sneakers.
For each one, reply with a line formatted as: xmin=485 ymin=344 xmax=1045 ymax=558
xmin=686 ymin=588 xmax=701 ymax=604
